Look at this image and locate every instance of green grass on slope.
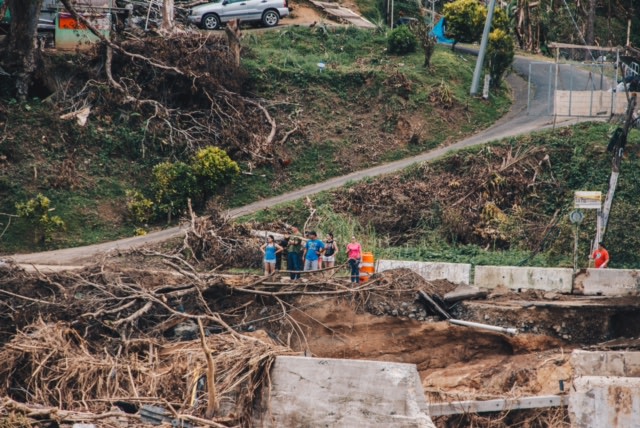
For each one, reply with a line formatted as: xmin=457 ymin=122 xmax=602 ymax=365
xmin=228 ymin=27 xmax=511 ymax=206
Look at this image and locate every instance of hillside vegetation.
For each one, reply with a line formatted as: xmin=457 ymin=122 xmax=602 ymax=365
xmin=0 ymin=26 xmax=511 ymax=253
xmin=249 ymin=122 xmax=640 ymax=269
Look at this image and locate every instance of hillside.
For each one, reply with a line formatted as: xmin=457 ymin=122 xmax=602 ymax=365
xmin=0 ymin=25 xmax=510 ymax=254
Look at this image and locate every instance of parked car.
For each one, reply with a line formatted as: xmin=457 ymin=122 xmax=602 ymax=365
xmin=187 ymin=0 xmax=289 ymax=30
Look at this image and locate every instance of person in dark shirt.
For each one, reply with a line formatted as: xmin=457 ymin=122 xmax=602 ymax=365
xmin=275 ymin=233 xmax=290 ymax=271
xmin=287 ymin=237 xmax=303 ymax=280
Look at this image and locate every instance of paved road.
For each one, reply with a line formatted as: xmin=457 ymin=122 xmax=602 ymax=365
xmin=8 ymin=54 xmax=606 ymax=266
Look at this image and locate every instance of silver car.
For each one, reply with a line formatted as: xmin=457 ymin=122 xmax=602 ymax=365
xmin=188 ymin=0 xmax=289 ymax=30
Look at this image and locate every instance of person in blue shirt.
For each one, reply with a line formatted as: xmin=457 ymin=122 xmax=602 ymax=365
xmin=260 ymin=235 xmax=283 ymax=276
xmin=302 ymin=231 xmax=325 ymax=271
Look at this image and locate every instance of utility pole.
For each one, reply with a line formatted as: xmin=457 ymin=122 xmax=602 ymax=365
xmin=596 ymin=93 xmax=637 ymax=251
xmin=470 ymin=0 xmax=497 ymax=96
xmin=426 ymin=0 xmax=437 ymax=28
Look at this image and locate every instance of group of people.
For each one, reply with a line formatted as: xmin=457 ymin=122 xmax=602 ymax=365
xmin=260 ymin=231 xmax=363 ymax=282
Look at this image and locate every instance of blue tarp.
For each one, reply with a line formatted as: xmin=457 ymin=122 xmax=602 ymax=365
xmin=430 ymin=17 xmax=455 ymax=45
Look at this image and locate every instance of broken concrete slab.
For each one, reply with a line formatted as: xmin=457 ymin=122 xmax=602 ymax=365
xmin=569 ymin=376 xmax=640 ymax=427
xmin=474 ymin=266 xmax=573 ymax=293
xmin=444 ymin=285 xmax=487 ymax=303
xmin=377 ymin=260 xmax=471 ymax=285
xmin=308 ymin=0 xmax=376 ymax=28
xmin=253 ymin=356 xmax=436 ymax=428
xmin=571 ymin=350 xmax=640 ymax=377
xmin=573 ymin=268 xmax=640 ymax=296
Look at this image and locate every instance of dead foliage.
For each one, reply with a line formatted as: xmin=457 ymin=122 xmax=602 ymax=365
xmin=433 ymin=406 xmax=571 ymax=427
xmin=334 ymin=144 xmax=561 ymax=249
xmin=40 ymin=28 xmax=296 ymax=168
xmin=178 ymin=206 xmax=262 ymax=270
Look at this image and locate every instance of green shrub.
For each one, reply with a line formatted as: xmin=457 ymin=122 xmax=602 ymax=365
xmin=487 ymin=29 xmax=515 ymax=88
xmin=125 ymin=190 xmax=154 ymax=224
xmin=152 ymin=161 xmax=197 ymax=218
xmin=387 ymin=25 xmax=417 ymax=54
xmin=15 ymin=194 xmax=65 ymax=245
xmin=151 ymin=147 xmax=239 ymax=218
xmin=191 ymin=146 xmax=240 ymax=202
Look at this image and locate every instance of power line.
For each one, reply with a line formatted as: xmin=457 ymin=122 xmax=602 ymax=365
xmin=561 ymin=0 xmax=596 ymax=62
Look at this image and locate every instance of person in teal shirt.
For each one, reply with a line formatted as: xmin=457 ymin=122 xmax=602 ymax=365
xmin=302 ymin=231 xmax=325 ymax=271
xmin=260 ymin=235 xmax=283 ymax=276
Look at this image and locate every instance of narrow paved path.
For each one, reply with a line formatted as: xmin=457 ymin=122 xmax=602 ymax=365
xmin=8 ymin=57 xmax=606 ymax=266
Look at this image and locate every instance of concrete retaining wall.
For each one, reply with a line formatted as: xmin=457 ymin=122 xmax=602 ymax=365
xmin=573 ymin=268 xmax=640 ymax=296
xmin=253 ymin=356 xmax=435 ymax=428
xmin=377 ymin=260 xmax=471 ymax=285
xmin=377 ymin=261 xmax=640 ymax=296
xmin=474 ymin=266 xmax=573 ymax=293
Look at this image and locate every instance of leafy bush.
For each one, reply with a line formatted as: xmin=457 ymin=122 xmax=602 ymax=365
xmin=15 ymin=194 xmax=65 ymax=245
xmin=191 ymin=146 xmax=240 ymax=202
xmin=151 ymin=147 xmax=239 ymax=219
xmin=443 ymin=0 xmax=485 ymax=44
xmin=487 ymin=29 xmax=515 ymax=88
xmin=152 ymin=161 xmax=197 ymax=219
xmin=387 ymin=25 xmax=417 ymax=54
xmin=443 ymin=0 xmax=510 ymax=46
xmin=125 ymin=190 xmax=154 ymax=224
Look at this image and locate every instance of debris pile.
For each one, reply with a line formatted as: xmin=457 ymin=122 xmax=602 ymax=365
xmin=5 ymin=217 xmax=637 ymax=427
xmin=0 ymin=261 xmax=296 ymax=426
xmin=0 ymin=230 xmax=466 ymax=426
xmin=180 ymin=208 xmax=261 ymax=269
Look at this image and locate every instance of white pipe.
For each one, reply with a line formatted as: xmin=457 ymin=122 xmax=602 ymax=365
xmin=449 ymin=319 xmax=518 ymax=335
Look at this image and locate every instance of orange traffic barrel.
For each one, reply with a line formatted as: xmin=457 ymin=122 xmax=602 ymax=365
xmin=360 ymin=252 xmax=374 ymax=282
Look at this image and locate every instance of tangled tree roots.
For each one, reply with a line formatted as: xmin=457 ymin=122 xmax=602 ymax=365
xmin=44 ymin=31 xmax=295 ymax=166
xmin=1 ymin=320 xmax=293 ymax=426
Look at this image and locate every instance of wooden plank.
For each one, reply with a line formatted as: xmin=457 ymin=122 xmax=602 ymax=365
xmin=548 ymin=42 xmax=620 ymax=53
xmin=428 ymin=395 xmax=569 ymax=416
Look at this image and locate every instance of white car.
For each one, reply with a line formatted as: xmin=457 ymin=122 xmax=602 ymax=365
xmin=188 ymin=0 xmax=289 ymax=30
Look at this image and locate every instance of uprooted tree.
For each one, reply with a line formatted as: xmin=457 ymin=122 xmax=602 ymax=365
xmin=0 ymin=0 xmax=297 ymax=196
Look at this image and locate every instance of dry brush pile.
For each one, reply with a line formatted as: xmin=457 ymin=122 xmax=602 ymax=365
xmin=38 ymin=11 xmax=297 ymax=169
xmin=334 ymin=144 xmax=564 ymax=249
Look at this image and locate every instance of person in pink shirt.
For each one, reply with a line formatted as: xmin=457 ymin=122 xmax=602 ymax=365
xmin=346 ymin=236 xmax=362 ymax=283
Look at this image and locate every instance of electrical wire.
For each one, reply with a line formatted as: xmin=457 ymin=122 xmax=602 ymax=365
xmin=560 ymin=0 xmax=597 ymax=62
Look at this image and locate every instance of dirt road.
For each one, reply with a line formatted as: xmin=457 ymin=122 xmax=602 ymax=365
xmin=7 ymin=58 xmax=603 ymax=266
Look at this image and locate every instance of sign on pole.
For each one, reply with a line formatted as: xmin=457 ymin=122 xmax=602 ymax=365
xmin=574 ymin=191 xmax=602 ymax=209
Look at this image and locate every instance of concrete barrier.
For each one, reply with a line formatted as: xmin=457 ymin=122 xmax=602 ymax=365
xmin=573 ymin=268 xmax=640 ymax=296
xmin=571 ymin=350 xmax=640 ymax=378
xmin=376 ymin=260 xmax=471 ymax=285
xmin=569 ymin=376 xmax=640 ymax=427
xmin=253 ymin=356 xmax=435 ymax=428
xmin=569 ymin=350 xmax=640 ymax=427
xmin=474 ymin=266 xmax=573 ymax=293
